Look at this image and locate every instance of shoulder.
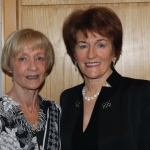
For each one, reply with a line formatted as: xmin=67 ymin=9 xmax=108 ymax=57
xmin=122 ymin=77 xmax=150 ymax=106
xmin=0 ymin=95 xmax=9 ymax=101
xmin=60 ymin=83 xmax=84 ymax=107
xmin=111 ymin=68 xmax=150 ymax=90
xmin=122 ymin=77 xmax=150 ymax=90
xmin=61 ymin=83 xmax=84 ymax=98
xmin=0 ymin=96 xmax=4 ymax=103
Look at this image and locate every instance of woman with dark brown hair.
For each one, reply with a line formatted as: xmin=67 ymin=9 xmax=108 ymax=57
xmin=60 ymin=6 xmax=150 ymax=150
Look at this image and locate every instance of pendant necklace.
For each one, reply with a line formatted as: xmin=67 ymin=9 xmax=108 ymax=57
xmin=31 ymin=122 xmax=38 ymax=131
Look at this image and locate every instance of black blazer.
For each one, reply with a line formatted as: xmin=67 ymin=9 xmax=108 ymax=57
xmin=60 ymin=69 xmax=150 ymax=150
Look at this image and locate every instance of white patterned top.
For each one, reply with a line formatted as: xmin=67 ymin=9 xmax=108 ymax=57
xmin=0 ymin=95 xmax=61 ymax=150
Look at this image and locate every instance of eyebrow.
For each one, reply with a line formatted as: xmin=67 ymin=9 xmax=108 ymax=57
xmin=77 ymin=41 xmax=86 ymax=44
xmin=97 ymin=39 xmax=107 ymax=42
xmin=77 ymin=39 xmax=107 ymax=44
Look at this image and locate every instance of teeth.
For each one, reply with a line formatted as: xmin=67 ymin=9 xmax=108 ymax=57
xmin=27 ymin=75 xmax=38 ymax=79
xmin=86 ymin=63 xmax=100 ymax=66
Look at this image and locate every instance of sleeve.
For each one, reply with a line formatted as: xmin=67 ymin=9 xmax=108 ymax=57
xmin=139 ymin=82 xmax=150 ymax=150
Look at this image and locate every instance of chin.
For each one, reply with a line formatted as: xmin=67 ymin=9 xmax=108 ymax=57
xmin=24 ymin=85 xmax=41 ymax=90
xmin=25 ymin=88 xmax=39 ymax=91
xmin=85 ymin=74 xmax=102 ymax=79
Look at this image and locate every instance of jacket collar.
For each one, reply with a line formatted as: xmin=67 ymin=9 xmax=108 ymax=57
xmin=77 ymin=68 xmax=123 ymax=102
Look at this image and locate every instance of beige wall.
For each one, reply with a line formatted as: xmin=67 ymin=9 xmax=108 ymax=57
xmin=0 ymin=0 xmax=2 ymax=96
xmin=2 ymin=0 xmax=150 ymax=102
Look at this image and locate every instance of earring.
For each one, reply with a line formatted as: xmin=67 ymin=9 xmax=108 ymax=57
xmin=75 ymin=62 xmax=77 ymax=72
xmin=113 ymin=60 xmax=116 ymax=66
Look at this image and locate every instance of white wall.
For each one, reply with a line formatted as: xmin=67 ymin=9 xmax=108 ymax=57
xmin=0 ymin=0 xmax=3 ymax=96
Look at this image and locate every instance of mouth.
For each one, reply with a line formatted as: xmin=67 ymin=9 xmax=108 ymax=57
xmin=85 ymin=62 xmax=101 ymax=67
xmin=26 ymin=75 xmax=39 ymax=79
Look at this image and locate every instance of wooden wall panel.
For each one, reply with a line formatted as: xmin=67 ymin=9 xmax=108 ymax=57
xmin=19 ymin=5 xmax=84 ymax=103
xmin=2 ymin=0 xmax=17 ymax=93
xmin=3 ymin=0 xmax=150 ymax=103
xmin=111 ymin=6 xmax=150 ymax=80
xmin=21 ymin=0 xmax=150 ymax=5
xmin=115 ymin=6 xmax=150 ymax=79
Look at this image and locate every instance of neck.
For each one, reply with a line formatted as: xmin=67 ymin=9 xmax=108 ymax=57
xmin=84 ymin=68 xmax=112 ymax=92
xmin=82 ymin=68 xmax=112 ymax=101
xmin=8 ymin=85 xmax=39 ymax=108
xmin=8 ymin=85 xmax=40 ymax=131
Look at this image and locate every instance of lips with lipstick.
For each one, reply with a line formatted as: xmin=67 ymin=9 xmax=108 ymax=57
xmin=85 ymin=62 xmax=101 ymax=67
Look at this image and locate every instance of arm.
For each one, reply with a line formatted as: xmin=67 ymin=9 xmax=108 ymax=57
xmin=138 ymin=82 xmax=150 ymax=150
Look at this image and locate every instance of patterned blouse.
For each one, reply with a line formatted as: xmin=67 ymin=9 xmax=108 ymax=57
xmin=0 ymin=95 xmax=61 ymax=150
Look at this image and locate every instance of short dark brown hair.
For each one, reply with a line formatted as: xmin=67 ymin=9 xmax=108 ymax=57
xmin=1 ymin=28 xmax=54 ymax=75
xmin=63 ymin=6 xmax=123 ymax=64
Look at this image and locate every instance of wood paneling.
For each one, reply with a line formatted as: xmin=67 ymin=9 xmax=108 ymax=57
xmin=2 ymin=0 xmax=17 ymax=93
xmin=21 ymin=0 xmax=150 ymax=5
xmin=114 ymin=6 xmax=150 ymax=79
xmin=2 ymin=0 xmax=150 ymax=103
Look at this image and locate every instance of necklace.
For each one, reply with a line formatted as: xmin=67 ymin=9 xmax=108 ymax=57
xmin=31 ymin=122 xmax=38 ymax=130
xmin=82 ymin=86 xmax=100 ymax=101
xmin=82 ymin=82 xmax=111 ymax=101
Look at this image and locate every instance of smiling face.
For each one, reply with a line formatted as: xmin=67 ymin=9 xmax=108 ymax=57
xmin=10 ymin=46 xmax=46 ymax=91
xmin=75 ymin=32 xmax=116 ymax=80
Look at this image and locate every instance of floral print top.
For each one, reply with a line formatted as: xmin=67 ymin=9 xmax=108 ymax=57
xmin=0 ymin=95 xmax=61 ymax=150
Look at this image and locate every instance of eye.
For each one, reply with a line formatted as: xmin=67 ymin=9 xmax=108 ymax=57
xmin=80 ymin=45 xmax=87 ymax=49
xmin=19 ymin=57 xmax=26 ymax=62
xmin=37 ymin=57 xmax=44 ymax=61
xmin=78 ymin=44 xmax=89 ymax=50
xmin=98 ymin=43 xmax=105 ymax=48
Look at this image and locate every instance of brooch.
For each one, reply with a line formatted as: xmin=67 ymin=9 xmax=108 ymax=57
xmin=75 ymin=101 xmax=80 ymax=107
xmin=102 ymin=101 xmax=112 ymax=109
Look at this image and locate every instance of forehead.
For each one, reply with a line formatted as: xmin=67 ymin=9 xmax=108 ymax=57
xmin=23 ymin=45 xmax=45 ymax=52
xmin=15 ymin=45 xmax=46 ymax=56
xmin=76 ymin=31 xmax=110 ymax=42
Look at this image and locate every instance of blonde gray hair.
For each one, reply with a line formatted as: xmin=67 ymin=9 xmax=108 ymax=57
xmin=1 ymin=28 xmax=54 ymax=75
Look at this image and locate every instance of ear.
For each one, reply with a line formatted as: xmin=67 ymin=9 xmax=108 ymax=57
xmin=8 ymin=70 xmax=13 ymax=73
xmin=8 ymin=63 xmax=13 ymax=73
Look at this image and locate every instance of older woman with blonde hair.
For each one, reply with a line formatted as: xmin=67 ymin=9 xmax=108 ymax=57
xmin=0 ymin=28 xmax=61 ymax=150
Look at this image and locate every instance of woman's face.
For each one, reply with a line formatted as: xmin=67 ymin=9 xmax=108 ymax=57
xmin=10 ymin=46 xmax=47 ymax=90
xmin=75 ymin=32 xmax=116 ymax=80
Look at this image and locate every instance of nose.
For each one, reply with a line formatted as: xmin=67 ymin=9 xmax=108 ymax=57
xmin=28 ymin=58 xmax=38 ymax=71
xmin=87 ymin=46 xmax=96 ymax=60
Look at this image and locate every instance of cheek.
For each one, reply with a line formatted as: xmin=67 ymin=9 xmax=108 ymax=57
xmin=99 ymin=51 xmax=114 ymax=61
xmin=12 ymin=64 xmax=21 ymax=72
xmin=13 ymin=68 xmax=24 ymax=77
xmin=39 ymin=64 xmax=47 ymax=73
xmin=75 ymin=52 xmax=86 ymax=61
xmin=12 ymin=69 xmax=24 ymax=81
